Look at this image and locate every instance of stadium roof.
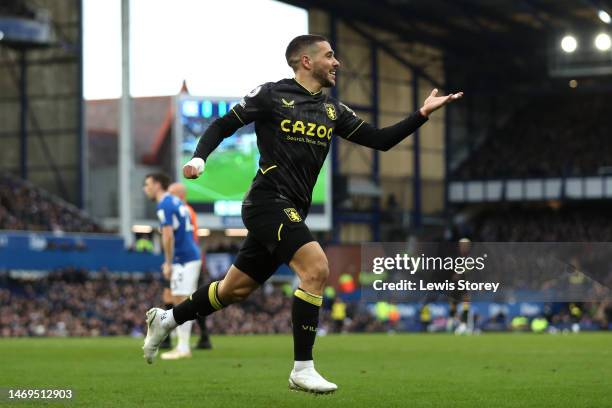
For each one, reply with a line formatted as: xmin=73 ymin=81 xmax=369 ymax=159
xmin=281 ymin=0 xmax=612 ymax=86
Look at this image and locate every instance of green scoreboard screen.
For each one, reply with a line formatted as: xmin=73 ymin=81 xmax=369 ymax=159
xmin=174 ymin=95 xmax=331 ymax=230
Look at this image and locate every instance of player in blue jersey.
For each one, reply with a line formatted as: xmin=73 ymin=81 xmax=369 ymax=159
xmin=143 ymin=173 xmax=201 ymax=360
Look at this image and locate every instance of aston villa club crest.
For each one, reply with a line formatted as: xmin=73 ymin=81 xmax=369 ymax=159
xmin=284 ymin=208 xmax=302 ymax=222
xmin=324 ymin=103 xmax=337 ymax=120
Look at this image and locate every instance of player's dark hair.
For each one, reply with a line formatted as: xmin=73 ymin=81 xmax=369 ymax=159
xmin=285 ymin=34 xmax=329 ymax=71
xmin=145 ymin=173 xmax=170 ymax=190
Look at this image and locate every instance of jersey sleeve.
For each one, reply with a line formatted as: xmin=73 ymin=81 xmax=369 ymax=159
xmin=334 ymin=102 xmax=365 ymax=139
xmin=156 ymin=201 xmax=173 ymax=228
xmin=192 ymin=83 xmax=272 ymax=161
xmin=230 ymin=82 xmax=273 ymax=125
xmin=338 ymin=105 xmax=428 ymax=151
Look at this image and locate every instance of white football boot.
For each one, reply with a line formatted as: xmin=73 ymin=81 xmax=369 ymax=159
xmin=160 ymin=348 xmax=192 ymax=360
xmin=142 ymin=308 xmax=172 ymax=364
xmin=289 ymin=367 xmax=338 ymax=394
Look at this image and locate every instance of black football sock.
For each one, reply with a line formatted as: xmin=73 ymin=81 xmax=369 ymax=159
xmin=164 ymin=303 xmax=174 ymax=311
xmin=292 ymin=288 xmax=322 ymax=361
xmin=173 ymin=281 xmax=225 ymax=325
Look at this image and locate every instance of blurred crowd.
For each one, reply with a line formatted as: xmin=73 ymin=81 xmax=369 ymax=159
xmin=209 ymin=288 xmax=292 ymax=335
xmin=0 ymin=269 xmax=378 ymax=337
xmin=466 ymin=205 xmax=611 ymax=242
xmin=1 ymin=267 xmax=609 ymax=337
xmin=454 ymin=94 xmax=612 ymax=179
xmin=418 ymin=300 xmax=612 ymax=334
xmin=0 ymin=174 xmax=103 ymax=233
xmin=0 ymin=269 xmax=152 ymax=337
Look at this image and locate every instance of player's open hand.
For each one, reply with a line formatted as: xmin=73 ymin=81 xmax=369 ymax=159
xmin=420 ymin=89 xmax=463 ymax=117
xmin=183 ymin=157 xmax=205 ymax=179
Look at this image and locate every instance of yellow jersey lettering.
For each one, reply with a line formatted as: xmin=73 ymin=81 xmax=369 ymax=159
xmin=280 ymin=119 xmax=291 ymax=132
xmin=280 ymin=119 xmax=333 ymax=142
xmin=316 ymin=125 xmax=327 ymax=139
xmin=292 ymin=120 xmax=306 ymax=134
xmin=306 ymin=123 xmax=316 ymax=137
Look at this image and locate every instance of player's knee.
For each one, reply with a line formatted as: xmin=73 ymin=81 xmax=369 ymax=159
xmin=302 ymin=260 xmax=329 ymax=287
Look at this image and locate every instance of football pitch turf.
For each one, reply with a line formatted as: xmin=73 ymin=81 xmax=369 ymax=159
xmin=1 ymin=333 xmax=610 ymax=407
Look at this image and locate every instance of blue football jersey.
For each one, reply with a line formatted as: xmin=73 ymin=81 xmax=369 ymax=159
xmin=156 ymin=193 xmax=200 ymax=264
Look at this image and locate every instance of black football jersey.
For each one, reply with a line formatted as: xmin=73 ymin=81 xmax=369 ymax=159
xmin=193 ymin=77 xmax=427 ymax=214
xmin=231 ymin=78 xmax=363 ymax=212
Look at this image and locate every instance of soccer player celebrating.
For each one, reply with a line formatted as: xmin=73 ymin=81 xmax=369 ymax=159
xmin=143 ymin=173 xmax=201 ymax=360
xmin=143 ymin=35 xmax=462 ymax=393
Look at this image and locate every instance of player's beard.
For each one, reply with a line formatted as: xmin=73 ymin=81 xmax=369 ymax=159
xmin=312 ymin=65 xmax=334 ymax=88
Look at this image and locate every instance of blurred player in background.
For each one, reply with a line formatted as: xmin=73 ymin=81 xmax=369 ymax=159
xmin=143 ymin=173 xmax=201 ymax=360
xmin=143 ymin=34 xmax=462 ymax=393
xmin=168 ymin=182 xmax=212 ymax=349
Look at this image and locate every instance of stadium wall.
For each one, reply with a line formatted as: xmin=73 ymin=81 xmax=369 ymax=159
xmin=309 ymin=9 xmax=446 ymax=241
xmin=0 ymin=0 xmax=83 ymax=206
xmin=0 ymin=230 xmax=162 ymax=272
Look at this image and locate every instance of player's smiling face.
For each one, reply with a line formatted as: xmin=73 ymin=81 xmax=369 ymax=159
xmin=311 ymin=41 xmax=340 ymax=88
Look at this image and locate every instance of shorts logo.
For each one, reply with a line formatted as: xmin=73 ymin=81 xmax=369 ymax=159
xmin=281 ymin=98 xmax=295 ymax=108
xmin=284 ymin=208 xmax=302 ymax=222
xmin=324 ymin=103 xmax=337 ymax=120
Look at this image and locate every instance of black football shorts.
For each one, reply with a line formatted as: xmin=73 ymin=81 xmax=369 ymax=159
xmin=233 ymin=200 xmax=315 ymax=284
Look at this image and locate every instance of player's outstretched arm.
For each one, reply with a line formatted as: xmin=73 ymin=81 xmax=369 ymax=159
xmin=419 ymin=88 xmax=463 ymax=117
xmin=340 ymin=88 xmax=463 ymax=152
xmin=182 ymin=113 xmax=244 ymax=179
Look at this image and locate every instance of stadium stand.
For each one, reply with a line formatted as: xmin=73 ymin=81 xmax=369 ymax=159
xmin=453 ymin=94 xmax=612 ymax=180
xmin=0 ymin=268 xmax=384 ymax=337
xmin=1 ymin=267 xmax=609 ymax=337
xmin=0 ymin=173 xmax=103 ymax=233
xmin=463 ymin=204 xmax=612 ymax=242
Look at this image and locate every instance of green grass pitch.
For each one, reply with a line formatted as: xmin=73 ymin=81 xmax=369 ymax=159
xmin=1 ymin=333 xmax=610 ymax=407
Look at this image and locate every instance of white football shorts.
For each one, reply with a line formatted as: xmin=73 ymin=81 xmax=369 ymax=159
xmin=170 ymin=260 xmax=202 ymax=296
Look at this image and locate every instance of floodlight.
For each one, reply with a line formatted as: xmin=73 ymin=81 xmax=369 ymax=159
xmin=561 ymin=35 xmax=577 ymax=53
